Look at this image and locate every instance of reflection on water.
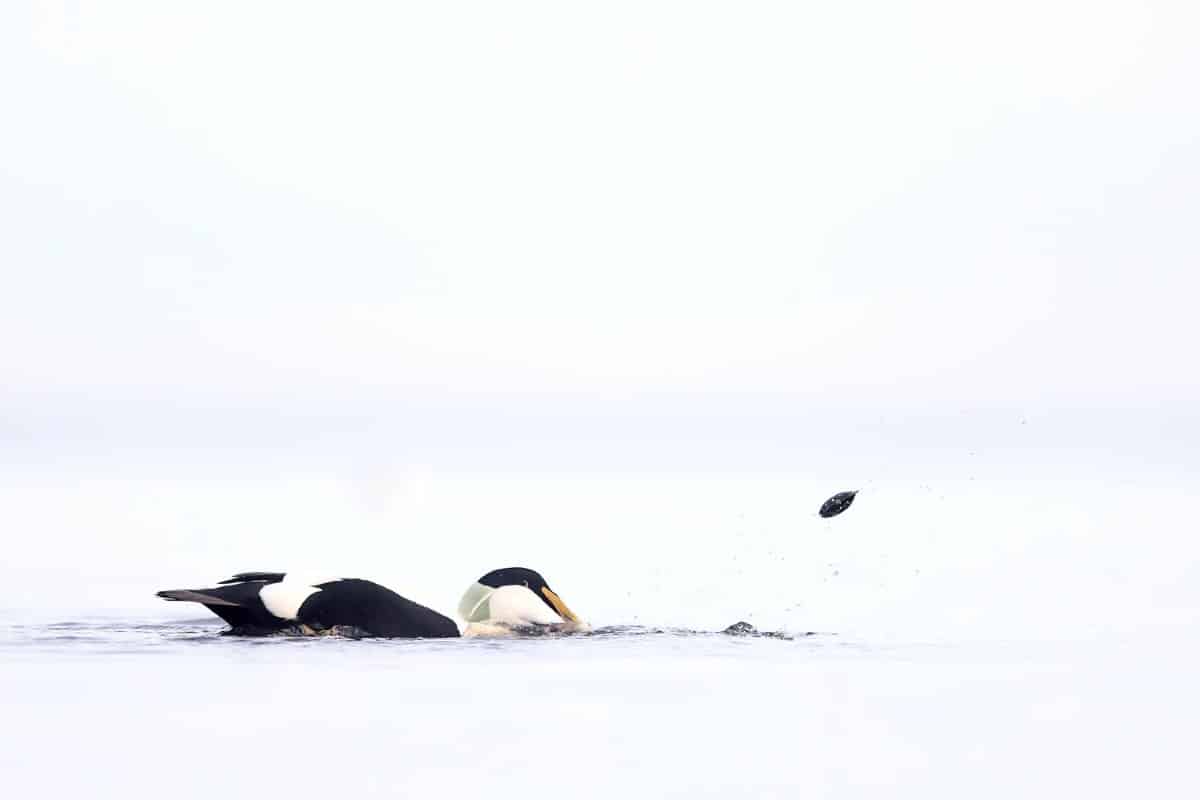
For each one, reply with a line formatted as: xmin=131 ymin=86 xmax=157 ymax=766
xmin=3 ymin=613 xmax=1192 ymax=799
xmin=0 ymin=616 xmax=827 ymax=655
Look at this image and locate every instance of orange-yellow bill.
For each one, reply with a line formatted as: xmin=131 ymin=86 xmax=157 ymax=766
xmin=541 ymin=587 xmax=580 ymax=623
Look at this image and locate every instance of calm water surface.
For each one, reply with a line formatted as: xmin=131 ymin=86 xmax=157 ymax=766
xmin=2 ymin=614 xmax=1194 ymax=798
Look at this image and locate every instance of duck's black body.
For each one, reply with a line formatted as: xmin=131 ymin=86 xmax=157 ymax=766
xmin=156 ymin=572 xmax=460 ymax=638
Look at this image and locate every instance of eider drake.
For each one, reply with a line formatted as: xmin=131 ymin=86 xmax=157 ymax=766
xmin=156 ymin=567 xmax=585 ymax=638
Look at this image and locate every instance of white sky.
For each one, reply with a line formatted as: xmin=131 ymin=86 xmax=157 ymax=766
xmin=2 ymin=3 xmax=1198 ymax=624
xmin=5 ymin=2 xmax=1197 ymax=412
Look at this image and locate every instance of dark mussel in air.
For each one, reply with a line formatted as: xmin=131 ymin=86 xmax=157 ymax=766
xmin=819 ymin=490 xmax=857 ymax=518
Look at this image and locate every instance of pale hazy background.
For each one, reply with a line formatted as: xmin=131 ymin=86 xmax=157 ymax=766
xmin=2 ymin=2 xmax=1198 ymax=638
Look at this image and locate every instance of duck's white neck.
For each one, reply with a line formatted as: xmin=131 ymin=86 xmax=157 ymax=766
xmin=457 ymin=582 xmax=563 ymax=626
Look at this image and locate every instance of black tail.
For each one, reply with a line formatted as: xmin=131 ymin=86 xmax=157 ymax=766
xmin=157 ymin=589 xmax=240 ymax=606
xmin=156 ymin=581 xmax=285 ymax=633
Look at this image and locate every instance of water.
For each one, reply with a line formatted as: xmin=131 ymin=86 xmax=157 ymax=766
xmin=4 ymin=614 xmax=1195 ymax=797
xmin=4 ymin=473 xmax=1198 ymax=795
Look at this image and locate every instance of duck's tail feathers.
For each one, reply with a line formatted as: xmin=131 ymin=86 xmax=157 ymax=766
xmin=155 ymin=581 xmax=284 ymax=632
xmin=156 ymin=589 xmax=241 ymax=606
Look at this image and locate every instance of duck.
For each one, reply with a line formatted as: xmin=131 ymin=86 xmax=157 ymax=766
xmin=156 ymin=566 xmax=585 ymax=638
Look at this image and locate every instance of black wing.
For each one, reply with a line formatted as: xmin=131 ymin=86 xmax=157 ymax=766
xmin=297 ymin=579 xmax=460 ymax=638
xmin=218 ymin=571 xmax=287 ymax=585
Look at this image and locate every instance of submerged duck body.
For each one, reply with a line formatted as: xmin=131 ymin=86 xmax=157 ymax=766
xmin=156 ymin=567 xmax=582 ymax=638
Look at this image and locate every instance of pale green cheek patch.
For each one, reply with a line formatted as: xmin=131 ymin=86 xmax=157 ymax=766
xmin=457 ymin=582 xmax=494 ymax=623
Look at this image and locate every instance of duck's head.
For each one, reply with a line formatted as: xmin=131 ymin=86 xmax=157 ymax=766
xmin=458 ymin=567 xmax=584 ymax=630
